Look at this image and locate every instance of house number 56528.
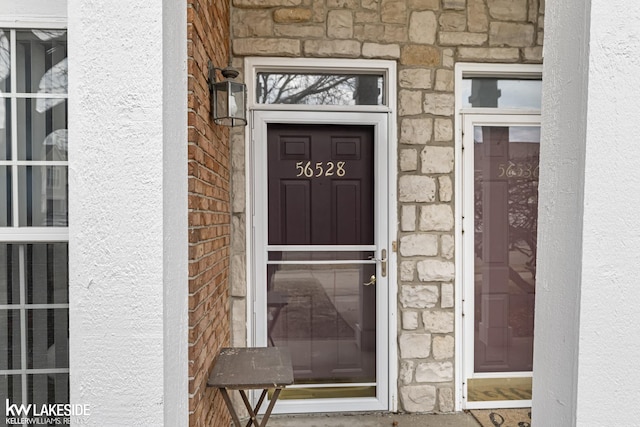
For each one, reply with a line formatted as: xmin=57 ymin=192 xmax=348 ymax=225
xmin=295 ymin=161 xmax=346 ymax=177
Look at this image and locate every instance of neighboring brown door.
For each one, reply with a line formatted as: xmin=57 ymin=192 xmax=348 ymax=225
xmin=474 ymin=125 xmax=539 ymax=373
xmin=266 ymin=123 xmax=377 ymax=388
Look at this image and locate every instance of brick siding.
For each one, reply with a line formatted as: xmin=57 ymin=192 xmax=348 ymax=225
xmin=188 ymin=0 xmax=232 ymax=426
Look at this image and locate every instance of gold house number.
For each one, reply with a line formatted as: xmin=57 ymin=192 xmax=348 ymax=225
xmin=497 ymin=161 xmax=540 ymax=178
xmin=295 ymin=161 xmax=346 ymax=177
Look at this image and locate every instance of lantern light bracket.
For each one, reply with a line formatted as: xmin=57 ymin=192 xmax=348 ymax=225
xmin=208 ymin=62 xmax=240 ymax=89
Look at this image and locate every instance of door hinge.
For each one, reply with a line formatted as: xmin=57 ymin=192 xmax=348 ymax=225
xmin=392 ymin=241 xmax=397 ymax=252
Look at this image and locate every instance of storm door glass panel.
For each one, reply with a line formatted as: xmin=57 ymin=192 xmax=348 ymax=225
xmin=267 ymin=259 xmax=376 ymax=397
xmin=473 ymin=125 xmax=539 ymax=374
xmin=266 ymin=123 xmax=376 ymax=399
xmin=257 ymin=73 xmax=384 ymax=106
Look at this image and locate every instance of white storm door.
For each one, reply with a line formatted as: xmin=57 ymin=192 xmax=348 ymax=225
xmin=252 ymin=111 xmax=391 ymax=414
xmin=462 ymin=114 xmax=540 ymax=409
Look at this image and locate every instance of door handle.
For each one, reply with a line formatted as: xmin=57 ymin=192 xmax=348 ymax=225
xmin=364 ymin=275 xmax=376 ymax=286
xmin=368 ymin=249 xmax=387 ymax=278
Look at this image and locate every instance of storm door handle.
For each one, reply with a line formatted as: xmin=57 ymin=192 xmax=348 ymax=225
xmin=368 ymin=249 xmax=388 ymax=277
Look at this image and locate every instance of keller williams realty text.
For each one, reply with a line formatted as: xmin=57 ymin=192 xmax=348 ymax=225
xmin=5 ymin=400 xmax=90 ymax=418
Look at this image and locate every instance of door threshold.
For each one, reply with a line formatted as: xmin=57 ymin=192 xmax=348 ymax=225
xmin=465 ymin=400 xmax=532 ymax=410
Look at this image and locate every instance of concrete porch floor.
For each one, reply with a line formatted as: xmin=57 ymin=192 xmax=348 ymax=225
xmin=265 ymin=412 xmax=481 ymax=427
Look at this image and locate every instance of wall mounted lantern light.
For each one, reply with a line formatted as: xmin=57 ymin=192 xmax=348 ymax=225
xmin=208 ymin=61 xmax=247 ymax=127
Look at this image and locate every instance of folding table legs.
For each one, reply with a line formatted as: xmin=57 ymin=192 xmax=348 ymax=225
xmin=218 ymin=387 xmax=284 ymax=427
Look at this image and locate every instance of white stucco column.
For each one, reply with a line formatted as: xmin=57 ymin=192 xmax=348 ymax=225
xmin=534 ymin=0 xmax=640 ymax=425
xmin=68 ymin=1 xmax=188 ymax=426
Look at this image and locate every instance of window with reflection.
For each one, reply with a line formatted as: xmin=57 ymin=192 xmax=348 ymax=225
xmin=266 ymin=258 xmax=377 ymax=396
xmin=256 ymin=72 xmax=384 ymax=106
xmin=474 ymin=125 xmax=539 ymax=373
xmin=461 ymin=78 xmax=541 ymax=109
xmin=0 ymin=27 xmax=69 ymax=415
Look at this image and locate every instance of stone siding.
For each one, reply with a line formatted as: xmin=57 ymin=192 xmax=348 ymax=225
xmin=229 ymin=0 xmax=544 ymax=413
xmin=188 ymin=1 xmax=232 ymax=426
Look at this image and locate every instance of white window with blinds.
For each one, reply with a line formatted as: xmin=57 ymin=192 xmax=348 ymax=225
xmin=0 ymin=26 xmax=69 ymax=414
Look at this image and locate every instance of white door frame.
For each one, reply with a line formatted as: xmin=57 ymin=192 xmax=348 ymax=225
xmin=244 ymin=56 xmax=398 ymax=414
xmin=454 ymin=63 xmax=543 ymax=410
xmin=460 ymin=113 xmax=541 ymax=409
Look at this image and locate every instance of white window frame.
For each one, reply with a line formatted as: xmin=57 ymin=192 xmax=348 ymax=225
xmin=0 ymin=1 xmax=67 ymax=29
xmin=245 ymin=57 xmax=395 ymax=113
xmin=454 ymin=63 xmax=543 ymax=411
xmin=0 ymin=21 xmax=69 ymax=409
xmin=244 ymin=57 xmax=399 ymax=413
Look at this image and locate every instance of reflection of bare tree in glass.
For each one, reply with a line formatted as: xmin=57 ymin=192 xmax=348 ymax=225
xmin=507 ymin=163 xmax=538 ymax=279
xmin=32 ymin=30 xmax=67 ymax=42
xmin=1 ymin=30 xmax=9 ymax=130
xmin=36 ymin=58 xmax=68 ymax=113
xmin=257 ymin=74 xmax=380 ymax=105
xmin=475 ymin=158 xmax=539 ymax=291
xmin=0 ymin=30 xmax=9 ymax=81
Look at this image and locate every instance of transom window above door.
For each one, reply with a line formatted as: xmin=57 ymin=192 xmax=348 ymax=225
xmin=459 ymin=78 xmax=542 ymax=110
xmin=246 ymin=58 xmax=396 ymax=112
xmin=256 ymin=72 xmax=384 ymax=106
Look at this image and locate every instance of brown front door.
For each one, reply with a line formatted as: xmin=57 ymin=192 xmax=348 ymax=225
xmin=268 ymin=124 xmax=374 ymax=246
xmin=473 ymin=124 xmax=538 ymax=373
xmin=463 ymin=117 xmax=540 ymax=405
xmin=265 ymin=123 xmax=377 ymax=395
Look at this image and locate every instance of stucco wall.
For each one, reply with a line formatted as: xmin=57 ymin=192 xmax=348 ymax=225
xmin=230 ymin=0 xmax=544 ymax=413
xmin=577 ymin=2 xmax=640 ymax=423
xmin=534 ymin=0 xmax=640 ymax=425
xmin=68 ymin=1 xmax=188 ymax=425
